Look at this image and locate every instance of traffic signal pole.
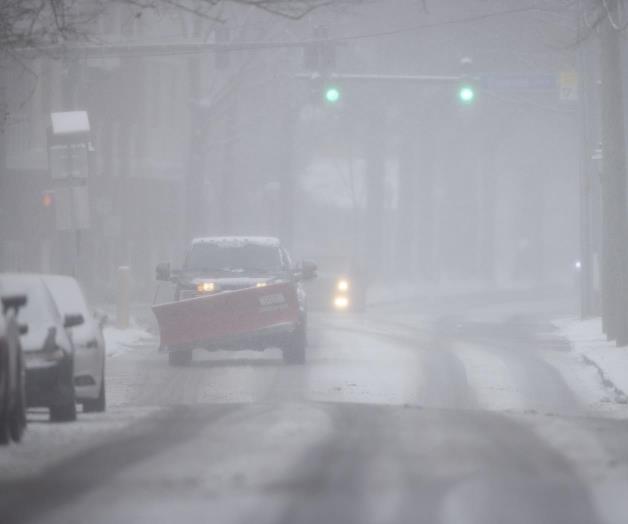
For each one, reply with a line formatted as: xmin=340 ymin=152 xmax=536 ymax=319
xmin=364 ymin=109 xmax=386 ymax=277
xmin=577 ymin=28 xmax=596 ymax=319
xmin=278 ymin=87 xmax=297 ymax=251
xmin=599 ymin=4 xmax=628 ymax=345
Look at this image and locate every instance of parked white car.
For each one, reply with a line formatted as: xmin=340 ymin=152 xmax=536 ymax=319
xmin=44 ymin=275 xmax=106 ymax=413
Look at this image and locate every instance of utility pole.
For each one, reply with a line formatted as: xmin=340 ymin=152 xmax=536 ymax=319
xmin=364 ymin=109 xmax=386 ymax=278
xmin=577 ymin=22 xmax=596 ymax=319
xmin=278 ymin=87 xmax=296 ymax=250
xmin=186 ymin=51 xmax=203 ymax=241
xmin=395 ymin=118 xmax=417 ymax=276
xmin=220 ymin=95 xmax=237 ymax=235
xmin=599 ymin=1 xmax=628 ymax=345
xmin=479 ymin=130 xmax=497 ymax=285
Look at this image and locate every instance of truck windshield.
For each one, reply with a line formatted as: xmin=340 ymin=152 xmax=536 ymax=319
xmin=186 ymin=243 xmax=283 ymax=273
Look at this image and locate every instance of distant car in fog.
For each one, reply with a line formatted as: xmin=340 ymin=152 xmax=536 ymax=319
xmin=44 ymin=275 xmax=107 ymax=413
xmin=0 ymin=293 xmax=27 ymax=444
xmin=304 ymin=256 xmax=367 ymax=313
xmin=155 ymin=236 xmax=317 ymax=366
xmin=0 ymin=274 xmax=84 ymax=422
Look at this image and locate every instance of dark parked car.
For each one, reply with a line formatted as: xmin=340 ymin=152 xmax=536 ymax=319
xmin=0 ymin=293 xmax=27 ymax=444
xmin=0 ymin=274 xmax=84 ymax=422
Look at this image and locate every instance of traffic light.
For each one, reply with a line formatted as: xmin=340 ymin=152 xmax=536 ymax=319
xmin=40 ymin=190 xmax=55 ymax=235
xmin=458 ymin=83 xmax=476 ymax=104
xmin=457 ymin=57 xmax=476 ymax=105
xmin=324 ymin=85 xmax=341 ymax=104
xmin=42 ymin=190 xmax=54 ymax=208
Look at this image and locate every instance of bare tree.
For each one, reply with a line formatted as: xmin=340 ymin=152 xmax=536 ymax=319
xmin=0 ymin=0 xmax=360 ymax=55
xmin=126 ymin=0 xmax=347 ymax=20
xmin=0 ymin=1 xmax=103 ymax=51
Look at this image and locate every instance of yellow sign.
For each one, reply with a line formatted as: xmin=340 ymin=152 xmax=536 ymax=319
xmin=559 ymin=71 xmax=578 ymax=101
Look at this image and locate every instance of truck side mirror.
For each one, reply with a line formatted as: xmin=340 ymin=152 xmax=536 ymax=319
xmin=156 ymin=262 xmax=171 ymax=281
xmin=300 ymin=260 xmax=318 ymax=281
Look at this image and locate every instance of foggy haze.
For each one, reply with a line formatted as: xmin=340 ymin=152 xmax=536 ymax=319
xmin=1 ymin=2 xmax=627 ymax=524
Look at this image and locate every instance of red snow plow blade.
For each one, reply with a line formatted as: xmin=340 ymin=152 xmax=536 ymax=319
xmin=152 ymin=282 xmax=300 ymax=349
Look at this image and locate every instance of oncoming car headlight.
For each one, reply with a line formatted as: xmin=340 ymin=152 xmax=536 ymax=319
xmin=196 ymin=281 xmax=216 ymax=293
xmin=337 ymin=279 xmax=350 ymax=292
xmin=334 ymin=295 xmax=350 ymax=310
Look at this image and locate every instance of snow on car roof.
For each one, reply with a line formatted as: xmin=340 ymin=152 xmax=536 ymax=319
xmin=0 ymin=273 xmax=58 ymax=324
xmin=191 ymin=236 xmax=281 ymax=247
xmin=0 ymin=273 xmax=46 ymax=290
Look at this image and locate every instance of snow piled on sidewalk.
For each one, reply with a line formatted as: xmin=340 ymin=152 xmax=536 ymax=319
xmin=103 ymin=324 xmax=155 ymax=357
xmin=555 ymin=317 xmax=628 ymax=403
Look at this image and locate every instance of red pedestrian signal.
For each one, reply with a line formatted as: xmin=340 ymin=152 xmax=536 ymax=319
xmin=42 ymin=191 xmax=54 ymax=208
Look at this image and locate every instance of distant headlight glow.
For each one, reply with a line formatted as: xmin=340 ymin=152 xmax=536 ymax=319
xmin=196 ymin=281 xmax=216 ymax=293
xmin=334 ymin=295 xmax=350 ymax=310
xmin=256 ymin=282 xmax=268 ymax=288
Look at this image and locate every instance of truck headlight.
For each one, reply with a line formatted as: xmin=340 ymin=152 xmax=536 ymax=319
xmin=196 ymin=281 xmax=216 ymax=293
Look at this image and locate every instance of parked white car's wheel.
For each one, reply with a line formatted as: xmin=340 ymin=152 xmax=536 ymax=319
xmin=83 ymin=373 xmax=106 ymax=413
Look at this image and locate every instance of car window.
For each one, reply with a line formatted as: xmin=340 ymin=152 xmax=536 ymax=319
xmin=186 ymin=244 xmax=283 ymax=273
xmin=44 ymin=277 xmax=89 ymax=317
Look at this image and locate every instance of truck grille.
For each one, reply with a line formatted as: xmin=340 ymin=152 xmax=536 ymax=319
xmin=179 ymin=290 xmax=198 ymax=300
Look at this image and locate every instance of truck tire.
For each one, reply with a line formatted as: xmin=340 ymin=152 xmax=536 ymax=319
xmin=283 ymin=325 xmax=306 ymax=365
xmin=169 ymin=348 xmax=193 ymax=367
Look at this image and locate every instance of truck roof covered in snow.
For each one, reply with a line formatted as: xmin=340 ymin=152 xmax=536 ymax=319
xmin=191 ymin=236 xmax=281 ymax=248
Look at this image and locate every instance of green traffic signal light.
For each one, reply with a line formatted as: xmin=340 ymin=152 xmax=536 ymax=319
xmin=458 ymin=84 xmax=475 ymax=104
xmin=325 ymin=86 xmax=341 ymax=103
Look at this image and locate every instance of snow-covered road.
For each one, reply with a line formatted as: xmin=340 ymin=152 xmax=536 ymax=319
xmin=2 ymin=295 xmax=628 ymax=524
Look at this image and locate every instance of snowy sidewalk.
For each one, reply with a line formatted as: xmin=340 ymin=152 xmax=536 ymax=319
xmin=555 ymin=317 xmax=628 ymax=403
xmin=103 ymin=322 xmax=155 ymax=357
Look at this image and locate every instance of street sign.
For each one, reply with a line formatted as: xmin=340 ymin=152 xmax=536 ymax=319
xmin=49 ymin=143 xmax=89 ymax=180
xmin=50 ymin=111 xmax=90 ymax=136
xmin=480 ymin=72 xmax=556 ymax=92
xmin=559 ymin=71 xmax=578 ymax=101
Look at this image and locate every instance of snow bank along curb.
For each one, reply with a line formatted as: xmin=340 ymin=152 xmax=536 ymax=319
xmin=555 ymin=317 xmax=628 ymax=404
xmin=103 ymin=323 xmax=155 ymax=357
